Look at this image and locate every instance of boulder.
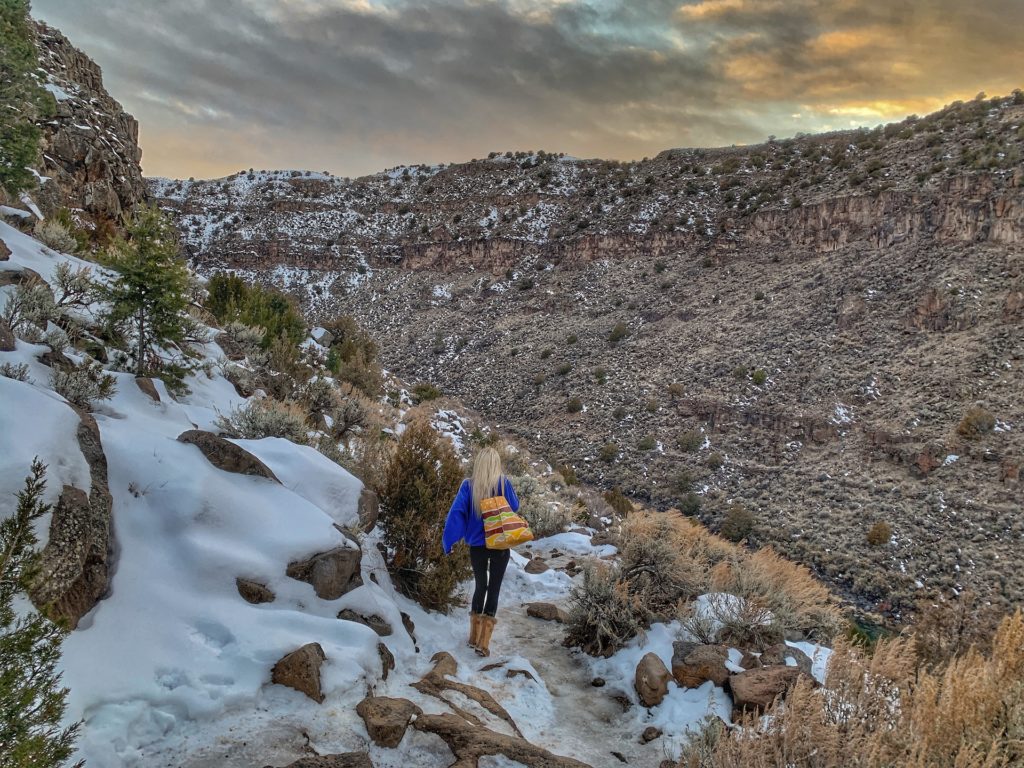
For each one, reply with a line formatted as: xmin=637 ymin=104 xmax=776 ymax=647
xmin=236 ymin=577 xmax=275 ymax=604
xmin=759 ymin=643 xmax=813 ymax=678
xmin=526 ymin=602 xmax=568 ymax=623
xmin=641 ymin=726 xmax=662 ymax=744
xmin=634 ymin=652 xmax=672 ymax=707
xmin=287 ymin=545 xmax=362 ymax=600
xmin=671 ymin=641 xmax=730 ymax=688
xmin=0 ymin=238 xmax=10 ymax=260
xmin=271 ymin=643 xmax=326 ymax=703
xmin=135 ymin=376 xmax=160 ymax=402
xmin=0 ymin=318 xmax=14 ymax=352
xmin=264 ymin=753 xmax=373 ymax=768
xmin=338 ymin=608 xmax=392 ymax=636
xmin=177 ymin=430 xmax=280 ymax=482
xmin=356 ymin=696 xmax=422 ymax=748
xmin=524 ymin=557 xmax=549 ymax=574
xmin=28 ymin=412 xmax=113 ymax=629
xmin=728 ymin=666 xmax=805 ymax=716
xmin=357 ymin=487 xmax=379 ymax=533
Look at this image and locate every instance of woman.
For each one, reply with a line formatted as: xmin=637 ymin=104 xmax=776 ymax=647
xmin=442 ymin=447 xmax=519 ymax=657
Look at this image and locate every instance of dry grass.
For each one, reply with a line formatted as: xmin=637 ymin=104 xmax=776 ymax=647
xmin=679 ymin=611 xmax=1024 ymax=768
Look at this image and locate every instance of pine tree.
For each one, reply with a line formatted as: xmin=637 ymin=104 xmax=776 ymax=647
xmin=101 ymin=206 xmax=191 ymax=375
xmin=0 ymin=459 xmax=81 ymax=768
xmin=0 ymin=0 xmax=54 ymax=194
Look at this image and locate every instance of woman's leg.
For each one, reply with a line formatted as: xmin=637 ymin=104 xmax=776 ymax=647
xmin=469 ymin=546 xmax=489 ymax=615
xmin=482 ymin=549 xmax=511 ymax=616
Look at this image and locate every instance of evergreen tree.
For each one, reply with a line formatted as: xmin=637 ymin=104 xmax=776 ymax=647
xmin=101 ymin=207 xmax=190 ymax=375
xmin=0 ymin=459 xmax=81 ymax=768
xmin=0 ymin=0 xmax=53 ymax=194
xmin=377 ymin=419 xmax=469 ymax=612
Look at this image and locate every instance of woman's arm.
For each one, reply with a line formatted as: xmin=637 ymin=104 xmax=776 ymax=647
xmin=503 ymin=476 xmax=520 ymax=512
xmin=442 ymin=480 xmax=470 ymax=554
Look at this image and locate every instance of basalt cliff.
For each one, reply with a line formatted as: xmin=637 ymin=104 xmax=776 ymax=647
xmin=155 ymin=94 xmax=1024 ymax=617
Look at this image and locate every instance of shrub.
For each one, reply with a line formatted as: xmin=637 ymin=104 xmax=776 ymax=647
xmin=2 ymin=280 xmax=56 ymax=337
xmin=866 ymin=520 xmax=892 ymax=546
xmin=0 ymin=362 xmax=30 ymax=382
xmin=566 ymin=333 xmax=578 ymax=344
xmin=567 ymin=396 xmax=583 ymax=413
xmin=205 ymin=272 xmax=306 ymax=350
xmin=637 ymin=434 xmax=656 ymax=451
xmin=599 ymin=442 xmax=618 ymax=462
xmin=556 ymin=362 xmax=572 ymax=376
xmin=957 ymin=405 xmax=996 ymax=439
xmin=564 ymin=563 xmax=643 ymax=657
xmin=540 ymin=347 xmax=553 ymax=359
xmin=320 ymin=314 xmax=382 ymax=396
xmin=720 ymin=503 xmax=754 ymax=542
xmin=298 ymin=377 xmax=339 ymax=416
xmin=412 ymin=382 xmax=442 ymax=403
xmin=612 ymin=405 xmax=626 ymax=420
xmin=751 ymin=369 xmax=767 ymax=386
xmin=732 ymin=365 xmax=748 ymax=380
xmin=33 ymin=219 xmax=77 ymax=253
xmin=218 ymin=321 xmax=264 ymax=360
xmin=215 ymin=398 xmax=309 ymax=443
xmin=376 ymin=419 xmax=469 ymax=612
xmin=645 ymin=397 xmax=658 ymax=413
xmin=679 ymin=429 xmax=703 ymax=452
xmin=50 ymin=362 xmax=117 ymax=411
xmin=603 ymin=487 xmax=633 ymax=516
xmin=674 ymin=470 xmax=694 ymax=493
xmin=512 ymin=474 xmax=568 ymax=538
xmin=555 ymin=462 xmax=577 ymax=485
xmin=609 ymin=322 xmax=629 ymax=343
xmin=593 ymin=367 xmax=608 ymax=385
xmin=706 ymin=452 xmax=724 ymax=470
xmin=667 ymin=382 xmax=685 ymax=400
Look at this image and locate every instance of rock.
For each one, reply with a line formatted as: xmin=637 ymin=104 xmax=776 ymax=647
xmin=590 ymin=530 xmax=617 ymax=547
xmin=0 ymin=318 xmax=14 ymax=352
xmin=287 ymin=545 xmax=362 ymax=600
xmin=591 ymin=677 xmax=606 ymax=687
xmin=338 ymin=608 xmax=392 ymax=636
xmin=401 ymin=611 xmax=417 ymax=643
xmin=526 ymin=602 xmax=568 ymax=623
xmin=356 ymin=696 xmax=421 ymax=748
xmin=357 ymin=487 xmax=379 ymax=533
xmin=759 ymin=643 xmax=813 ymax=678
xmin=728 ymin=666 xmax=806 ymax=716
xmin=271 ymin=643 xmax=326 ymax=703
xmin=0 ymin=238 xmax=10 ymax=260
xmin=634 ymin=652 xmax=672 ymax=707
xmin=236 ymin=578 xmax=275 ymax=604
xmin=28 ymin=412 xmax=113 ymax=629
xmin=264 ymin=753 xmax=373 ymax=768
xmin=524 ymin=557 xmax=549 ymax=574
xmin=39 ymin=347 xmax=74 ymax=369
xmin=177 ymin=430 xmax=280 ymax=482
xmin=377 ymin=642 xmax=395 ymax=681
xmin=671 ymin=641 xmax=730 ymax=688
xmin=0 ymin=267 xmax=42 ymax=288
xmin=641 ymin=726 xmax=662 ymax=743
xmin=135 ymin=376 xmax=160 ymax=402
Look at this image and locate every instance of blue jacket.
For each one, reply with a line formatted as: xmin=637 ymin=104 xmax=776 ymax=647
xmin=442 ymin=477 xmax=520 ymax=553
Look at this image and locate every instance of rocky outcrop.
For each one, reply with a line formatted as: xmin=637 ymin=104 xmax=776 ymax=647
xmin=236 ymin=578 xmax=275 ymax=604
xmin=338 ymin=609 xmax=391 ymax=636
xmin=0 ymin=318 xmax=15 ymax=352
xmin=671 ymin=642 xmax=730 ymax=689
xmin=271 ymin=643 xmax=327 ymax=703
xmin=177 ymin=430 xmax=280 ymax=482
xmin=287 ymin=541 xmax=362 ymax=600
xmin=0 ymin=239 xmax=10 ymax=260
xmin=134 ymin=377 xmax=160 ymax=402
xmin=32 ymin=22 xmax=146 ymax=222
xmin=356 ymin=696 xmax=421 ymax=748
xmin=29 ymin=411 xmax=113 ymax=629
xmin=728 ymin=666 xmax=808 ymax=717
xmin=634 ymin=653 xmax=672 ymax=707
xmin=356 ymin=487 xmax=379 ymax=533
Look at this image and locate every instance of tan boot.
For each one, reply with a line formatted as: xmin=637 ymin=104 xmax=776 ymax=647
xmin=468 ymin=612 xmax=483 ymax=649
xmin=475 ymin=615 xmax=497 ymax=657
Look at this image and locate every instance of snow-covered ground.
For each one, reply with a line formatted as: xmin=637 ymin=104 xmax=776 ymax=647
xmin=1 ymin=217 xmax=832 ymax=767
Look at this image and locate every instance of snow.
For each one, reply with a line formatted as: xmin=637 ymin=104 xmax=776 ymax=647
xmin=529 ymin=531 xmax=617 ymax=558
xmin=44 ymin=82 xmax=73 ymax=101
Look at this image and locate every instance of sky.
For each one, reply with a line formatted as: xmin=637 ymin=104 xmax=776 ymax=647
xmin=32 ymin=0 xmax=1024 ymax=181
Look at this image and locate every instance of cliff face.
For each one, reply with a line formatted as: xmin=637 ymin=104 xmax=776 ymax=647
xmin=32 ymin=21 xmax=146 ymax=222
xmin=158 ymin=94 xmax=1024 ymax=617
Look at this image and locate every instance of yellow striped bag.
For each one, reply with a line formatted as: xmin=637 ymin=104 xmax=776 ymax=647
xmin=480 ymin=483 xmax=534 ymax=550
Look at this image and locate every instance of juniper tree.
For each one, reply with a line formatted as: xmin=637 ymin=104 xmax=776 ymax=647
xmin=0 ymin=0 xmax=54 ymax=194
xmin=101 ymin=206 xmax=190 ymax=375
xmin=0 ymin=459 xmax=81 ymax=767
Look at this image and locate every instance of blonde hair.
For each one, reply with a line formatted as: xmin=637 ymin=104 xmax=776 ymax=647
xmin=471 ymin=447 xmax=504 ymax=517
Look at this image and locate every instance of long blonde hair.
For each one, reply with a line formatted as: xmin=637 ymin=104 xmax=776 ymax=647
xmin=471 ymin=447 xmax=504 ymax=517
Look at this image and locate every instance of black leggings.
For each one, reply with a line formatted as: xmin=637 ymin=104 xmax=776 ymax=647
xmin=470 ymin=546 xmax=510 ymax=616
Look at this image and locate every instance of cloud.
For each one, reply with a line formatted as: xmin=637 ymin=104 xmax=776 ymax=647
xmin=31 ymin=0 xmax=1023 ymax=179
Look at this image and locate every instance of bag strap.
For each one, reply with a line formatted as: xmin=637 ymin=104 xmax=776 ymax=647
xmin=497 ymin=474 xmax=505 ymax=501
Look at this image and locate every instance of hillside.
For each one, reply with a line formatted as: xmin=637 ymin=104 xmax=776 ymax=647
xmin=156 ymin=95 xmax=1024 ymax=617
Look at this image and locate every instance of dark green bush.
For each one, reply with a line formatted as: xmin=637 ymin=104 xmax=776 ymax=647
xmin=721 ymin=503 xmax=754 ymax=542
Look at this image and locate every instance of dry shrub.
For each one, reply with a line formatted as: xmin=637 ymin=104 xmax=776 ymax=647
xmin=720 ymin=503 xmax=754 ymax=542
xmin=687 ymin=611 xmax=1024 ymax=768
xmin=511 ymin=474 xmax=569 ymax=538
xmin=914 ymin=590 xmax=1003 ymax=670
xmin=216 ymin=397 xmax=310 ymax=443
xmin=619 ymin=512 xmax=708 ymax=621
xmin=564 ymin=562 xmax=644 ymax=657
xmin=710 ymin=548 xmax=842 ymax=643
xmin=957 ymin=405 xmax=996 ymax=439
xmin=866 ymin=520 xmax=892 ymax=546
